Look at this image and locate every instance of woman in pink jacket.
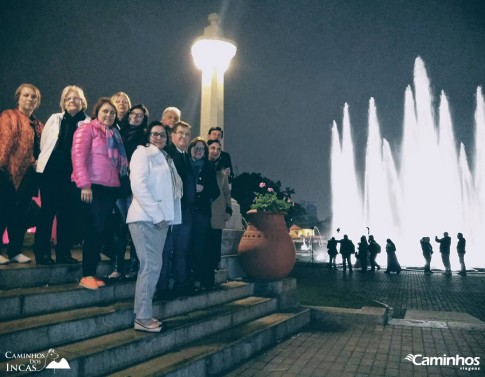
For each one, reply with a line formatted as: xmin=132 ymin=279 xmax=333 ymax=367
xmin=71 ymin=97 xmax=128 ymax=290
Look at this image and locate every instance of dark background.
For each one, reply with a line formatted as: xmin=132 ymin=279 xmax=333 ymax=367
xmin=1 ymin=0 xmax=484 ymax=218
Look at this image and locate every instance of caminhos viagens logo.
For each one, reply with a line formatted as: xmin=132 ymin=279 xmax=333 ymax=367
xmin=404 ymin=353 xmax=480 ymax=371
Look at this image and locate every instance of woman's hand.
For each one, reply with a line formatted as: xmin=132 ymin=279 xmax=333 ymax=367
xmin=155 ymin=220 xmax=168 ymax=228
xmin=196 ymin=184 xmax=204 ymax=193
xmin=81 ymin=188 xmax=93 ymax=203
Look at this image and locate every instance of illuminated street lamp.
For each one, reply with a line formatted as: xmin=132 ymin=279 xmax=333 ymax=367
xmin=191 ymin=13 xmax=237 ymax=138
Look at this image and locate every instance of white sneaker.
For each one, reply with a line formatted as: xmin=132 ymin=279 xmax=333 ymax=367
xmin=10 ymin=253 xmax=31 ymax=263
xmin=0 ymin=255 xmax=9 ymax=265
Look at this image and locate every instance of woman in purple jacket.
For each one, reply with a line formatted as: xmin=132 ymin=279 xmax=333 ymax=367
xmin=71 ymin=98 xmax=128 ymax=290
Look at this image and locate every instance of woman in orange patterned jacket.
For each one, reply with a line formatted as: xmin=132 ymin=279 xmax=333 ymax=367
xmin=0 ymin=83 xmax=44 ymax=265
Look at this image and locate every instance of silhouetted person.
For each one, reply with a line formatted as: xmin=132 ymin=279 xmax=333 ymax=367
xmin=368 ymin=235 xmax=381 ymax=271
xmin=337 ymin=235 xmax=354 ymax=273
xmin=357 ymin=235 xmax=369 ymax=272
xmin=420 ymin=237 xmax=433 ymax=274
xmin=326 ymin=237 xmax=338 ymax=270
xmin=435 ymin=232 xmax=451 ymax=275
xmin=457 ymin=233 xmax=467 ymax=276
xmin=384 ymin=238 xmax=401 ymax=274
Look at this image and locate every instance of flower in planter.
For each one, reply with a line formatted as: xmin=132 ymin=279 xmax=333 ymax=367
xmin=251 ymin=182 xmax=292 ymax=213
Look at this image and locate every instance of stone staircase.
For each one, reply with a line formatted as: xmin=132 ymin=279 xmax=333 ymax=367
xmin=0 ymin=230 xmax=310 ymax=376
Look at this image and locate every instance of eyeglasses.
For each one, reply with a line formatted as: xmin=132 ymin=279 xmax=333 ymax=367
xmin=175 ymin=131 xmax=191 ymax=138
xmin=150 ymin=132 xmax=167 ymax=138
xmin=129 ymin=112 xmax=144 ymax=119
xmin=65 ymin=97 xmax=81 ymax=102
xmin=193 ymin=146 xmax=205 ymax=152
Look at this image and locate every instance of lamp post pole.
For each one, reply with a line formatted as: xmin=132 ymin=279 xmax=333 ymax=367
xmin=191 ymin=13 xmax=237 ymax=139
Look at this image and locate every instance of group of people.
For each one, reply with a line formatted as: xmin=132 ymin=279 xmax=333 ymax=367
xmin=0 ymin=83 xmax=234 ymax=333
xmin=327 ymin=232 xmax=468 ymax=276
xmin=421 ymin=232 xmax=467 ymax=276
xmin=326 ymin=235 xmax=400 ymax=274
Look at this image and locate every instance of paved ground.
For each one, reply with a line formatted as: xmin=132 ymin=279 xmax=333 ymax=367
xmin=228 ymin=266 xmax=485 ymax=376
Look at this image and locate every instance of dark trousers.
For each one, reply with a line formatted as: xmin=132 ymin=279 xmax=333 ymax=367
xmin=0 ymin=169 xmax=36 ymax=258
xmin=191 ymin=213 xmax=213 ymax=288
xmin=458 ymin=252 xmax=466 ymax=272
xmin=342 ymin=254 xmax=352 ymax=271
xmin=34 ymin=173 xmax=80 ymax=260
xmin=359 ymin=251 xmax=368 ymax=271
xmin=441 ymin=252 xmax=451 ymax=272
xmin=81 ymin=185 xmax=118 ymax=277
xmin=207 ymin=227 xmax=223 ymax=270
xmin=423 ymin=253 xmax=432 ymax=272
xmin=158 ymin=208 xmax=193 ymax=289
xmin=369 ymin=252 xmax=380 ymax=270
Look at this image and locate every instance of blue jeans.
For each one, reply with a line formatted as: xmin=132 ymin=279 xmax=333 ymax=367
xmin=129 ymin=221 xmax=168 ymax=320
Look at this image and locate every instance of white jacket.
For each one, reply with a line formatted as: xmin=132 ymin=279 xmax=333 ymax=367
xmin=36 ymin=112 xmax=90 ymax=173
xmin=127 ymin=144 xmax=182 ymax=225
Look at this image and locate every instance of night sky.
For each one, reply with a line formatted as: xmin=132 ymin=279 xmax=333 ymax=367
xmin=1 ymin=0 xmax=485 ymax=218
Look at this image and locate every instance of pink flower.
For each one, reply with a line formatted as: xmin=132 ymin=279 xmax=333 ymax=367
xmin=267 ymin=187 xmax=274 ymax=192
xmin=287 ymin=198 xmax=292 ymax=203
xmin=259 ymin=182 xmax=266 ymax=188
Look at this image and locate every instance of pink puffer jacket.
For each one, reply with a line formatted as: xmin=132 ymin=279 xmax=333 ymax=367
xmin=71 ymin=119 xmax=121 ymax=189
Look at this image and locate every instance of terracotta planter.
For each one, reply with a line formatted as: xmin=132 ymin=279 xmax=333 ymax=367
xmin=238 ymin=210 xmax=296 ymax=280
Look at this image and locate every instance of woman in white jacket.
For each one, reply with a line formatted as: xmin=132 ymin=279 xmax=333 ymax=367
xmin=127 ymin=121 xmax=182 ymax=332
xmin=34 ymin=85 xmax=90 ymax=265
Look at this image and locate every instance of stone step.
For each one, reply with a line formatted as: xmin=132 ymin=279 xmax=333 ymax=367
xmin=0 ymin=296 xmax=279 ymax=376
xmin=0 ymin=281 xmax=254 ymax=360
xmin=0 ymin=269 xmax=229 ymax=322
xmin=108 ymin=308 xmax=311 ymax=377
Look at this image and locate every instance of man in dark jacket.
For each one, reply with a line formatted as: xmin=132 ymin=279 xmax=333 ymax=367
xmin=207 ymin=127 xmax=234 ymax=184
xmin=435 ymin=232 xmax=451 ymax=275
xmin=337 ymin=235 xmax=354 ymax=273
xmin=457 ymin=233 xmax=467 ymax=276
xmin=158 ymin=121 xmax=196 ymax=297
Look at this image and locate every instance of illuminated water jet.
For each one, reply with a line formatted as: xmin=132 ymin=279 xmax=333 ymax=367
xmin=331 ymin=57 xmax=484 ymax=268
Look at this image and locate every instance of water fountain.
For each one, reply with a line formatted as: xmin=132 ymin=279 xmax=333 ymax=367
xmin=331 ymin=57 xmax=484 ymax=268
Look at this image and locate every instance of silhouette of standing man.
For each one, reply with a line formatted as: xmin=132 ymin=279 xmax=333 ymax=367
xmin=435 ymin=232 xmax=451 ymax=276
xmin=457 ymin=233 xmax=467 ymax=276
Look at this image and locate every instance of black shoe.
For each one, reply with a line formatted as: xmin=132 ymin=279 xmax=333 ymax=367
xmin=56 ymin=255 xmax=79 ymax=264
xmin=36 ymin=256 xmax=56 ymax=265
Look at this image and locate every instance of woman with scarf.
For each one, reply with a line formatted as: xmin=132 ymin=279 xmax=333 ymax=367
xmin=71 ymin=98 xmax=128 ymax=290
xmin=105 ymin=104 xmax=149 ymax=280
xmin=34 ymin=85 xmax=89 ymax=265
xmin=384 ymin=238 xmax=402 ymax=274
xmin=188 ymin=137 xmax=219 ymax=291
xmin=127 ymin=121 xmax=182 ymax=332
xmin=0 ymin=83 xmax=43 ymax=265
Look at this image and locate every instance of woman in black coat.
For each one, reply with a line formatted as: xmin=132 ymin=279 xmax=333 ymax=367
xmin=187 ymin=137 xmax=220 ymax=290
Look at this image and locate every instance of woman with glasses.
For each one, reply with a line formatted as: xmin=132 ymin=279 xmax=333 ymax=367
xmin=72 ymin=98 xmax=128 ymax=290
xmin=105 ymin=104 xmax=149 ymax=280
xmin=187 ymin=137 xmax=219 ymax=291
xmin=0 ymin=83 xmax=43 ymax=265
xmin=34 ymin=85 xmax=89 ymax=265
xmin=127 ymin=121 xmax=182 ymax=332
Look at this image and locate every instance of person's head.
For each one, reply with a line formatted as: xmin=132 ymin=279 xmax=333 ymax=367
xmin=188 ymin=137 xmax=208 ymax=161
xmin=15 ymin=83 xmax=41 ymax=116
xmin=444 ymin=232 xmax=449 ymax=237
xmin=161 ymin=107 xmax=181 ymax=128
xmin=343 ymin=234 xmax=348 ymax=240
xmin=111 ymin=92 xmax=131 ymax=119
xmin=60 ymin=85 xmax=87 ymax=115
xmin=146 ymin=120 xmax=169 ymax=150
xmin=368 ymin=235 xmax=374 ymax=241
xmin=171 ymin=121 xmax=192 ymax=150
xmin=330 ymin=237 xmax=335 ymax=241
xmin=208 ymin=126 xmax=223 ymax=141
xmin=127 ymin=104 xmax=149 ymax=128
xmin=457 ymin=232 xmax=463 ymax=238
xmin=207 ymin=139 xmax=222 ymax=161
xmin=91 ymin=97 xmax=117 ymax=128
xmin=387 ymin=238 xmax=392 ymax=243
